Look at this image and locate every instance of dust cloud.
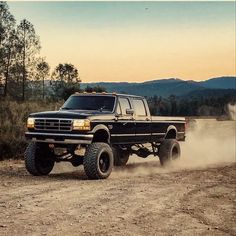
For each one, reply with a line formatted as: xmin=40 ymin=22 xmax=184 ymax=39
xmin=52 ymin=119 xmax=235 ymax=177
xmin=112 ymin=119 xmax=236 ymax=178
xmin=228 ymin=104 xmax=236 ymax=120
xmin=176 ymin=119 xmax=235 ymax=168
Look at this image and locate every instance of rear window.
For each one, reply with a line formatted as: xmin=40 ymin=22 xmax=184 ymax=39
xmin=119 ymin=97 xmax=131 ymax=114
xmin=132 ymin=99 xmax=146 ymax=116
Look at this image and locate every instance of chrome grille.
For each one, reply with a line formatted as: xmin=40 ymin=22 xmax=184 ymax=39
xmin=35 ymin=119 xmax=72 ymax=131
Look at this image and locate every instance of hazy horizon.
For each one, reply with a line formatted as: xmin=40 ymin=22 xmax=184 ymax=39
xmin=8 ymin=1 xmax=236 ymax=83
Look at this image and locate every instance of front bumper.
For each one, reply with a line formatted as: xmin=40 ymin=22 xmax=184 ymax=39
xmin=25 ymin=132 xmax=93 ymax=144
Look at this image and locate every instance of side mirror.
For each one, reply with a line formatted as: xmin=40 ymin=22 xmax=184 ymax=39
xmin=126 ymin=108 xmax=134 ymax=115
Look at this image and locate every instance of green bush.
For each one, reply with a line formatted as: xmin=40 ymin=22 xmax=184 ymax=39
xmin=0 ymin=100 xmax=62 ymax=160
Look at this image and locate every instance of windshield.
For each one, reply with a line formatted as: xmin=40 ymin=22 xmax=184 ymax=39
xmin=61 ymin=95 xmax=116 ymax=112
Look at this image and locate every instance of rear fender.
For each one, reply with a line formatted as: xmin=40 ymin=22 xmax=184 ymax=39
xmin=165 ymin=125 xmax=177 ymax=139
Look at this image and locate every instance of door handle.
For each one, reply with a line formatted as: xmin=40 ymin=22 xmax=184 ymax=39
xmin=146 ymin=118 xmax=150 ymax=121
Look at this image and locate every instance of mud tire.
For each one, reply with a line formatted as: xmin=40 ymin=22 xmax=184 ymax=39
xmin=25 ymin=142 xmax=55 ymax=176
xmin=83 ymin=142 xmax=114 ymax=179
xmin=158 ymin=139 xmax=180 ymax=166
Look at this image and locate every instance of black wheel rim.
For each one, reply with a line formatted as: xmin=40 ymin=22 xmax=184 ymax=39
xmin=99 ymin=152 xmax=110 ymax=173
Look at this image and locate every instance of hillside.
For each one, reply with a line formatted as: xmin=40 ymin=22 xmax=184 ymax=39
xmin=200 ymin=76 xmax=236 ymax=89
xmin=81 ymin=76 xmax=236 ymax=97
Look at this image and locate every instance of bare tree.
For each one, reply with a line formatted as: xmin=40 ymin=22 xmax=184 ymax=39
xmin=35 ymin=58 xmax=50 ymax=100
xmin=17 ymin=19 xmax=40 ymax=100
xmin=0 ymin=1 xmax=16 ymax=96
xmin=0 ymin=2 xmax=15 ymax=47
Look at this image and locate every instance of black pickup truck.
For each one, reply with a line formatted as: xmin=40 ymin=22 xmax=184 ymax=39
xmin=25 ymin=93 xmax=186 ymax=179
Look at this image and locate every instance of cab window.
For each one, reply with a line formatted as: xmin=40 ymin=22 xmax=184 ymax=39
xmin=119 ymin=97 xmax=131 ymax=115
xmin=133 ymin=99 xmax=146 ymax=116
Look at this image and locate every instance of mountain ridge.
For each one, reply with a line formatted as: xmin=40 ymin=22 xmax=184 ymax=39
xmin=80 ymin=76 xmax=236 ymax=97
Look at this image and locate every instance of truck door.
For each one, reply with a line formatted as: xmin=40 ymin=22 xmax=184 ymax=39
xmin=132 ymin=98 xmax=151 ymax=143
xmin=110 ymin=97 xmax=136 ymax=144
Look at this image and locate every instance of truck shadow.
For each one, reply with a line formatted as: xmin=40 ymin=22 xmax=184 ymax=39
xmin=0 ymin=166 xmax=88 ymax=181
xmin=49 ymin=161 xmax=161 ymax=180
xmin=124 ymin=161 xmax=160 ymax=169
xmin=49 ymin=171 xmax=88 ymax=180
xmin=0 ymin=160 xmax=162 ymax=181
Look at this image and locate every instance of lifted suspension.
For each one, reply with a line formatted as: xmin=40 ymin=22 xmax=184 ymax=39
xmin=129 ymin=143 xmax=160 ymax=158
xmin=49 ymin=144 xmax=84 ymax=166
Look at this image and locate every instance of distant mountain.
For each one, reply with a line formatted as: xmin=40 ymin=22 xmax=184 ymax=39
xmin=199 ymin=76 xmax=236 ymax=89
xmin=81 ymin=76 xmax=236 ymax=97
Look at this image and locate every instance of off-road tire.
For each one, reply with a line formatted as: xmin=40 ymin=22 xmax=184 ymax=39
xmin=158 ymin=139 xmax=180 ymax=166
xmin=83 ymin=142 xmax=114 ymax=179
xmin=25 ymin=142 xmax=55 ymax=176
xmin=113 ymin=147 xmax=129 ymax=166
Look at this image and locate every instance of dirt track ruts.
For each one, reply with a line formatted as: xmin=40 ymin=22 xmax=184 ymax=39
xmin=0 ymin=160 xmax=235 ymax=236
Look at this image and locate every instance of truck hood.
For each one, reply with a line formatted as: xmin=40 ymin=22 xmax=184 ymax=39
xmin=29 ymin=110 xmax=112 ymax=119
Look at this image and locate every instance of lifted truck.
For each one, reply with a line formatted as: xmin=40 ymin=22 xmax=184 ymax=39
xmin=25 ymin=93 xmax=186 ymax=179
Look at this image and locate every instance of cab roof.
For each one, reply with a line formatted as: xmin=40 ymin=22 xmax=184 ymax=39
xmin=72 ymin=92 xmax=144 ymax=99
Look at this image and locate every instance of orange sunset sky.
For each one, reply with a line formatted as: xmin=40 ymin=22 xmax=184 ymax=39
xmin=8 ymin=1 xmax=236 ymax=82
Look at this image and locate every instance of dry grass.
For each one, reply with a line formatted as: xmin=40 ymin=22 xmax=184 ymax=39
xmin=0 ymin=100 xmax=61 ymax=159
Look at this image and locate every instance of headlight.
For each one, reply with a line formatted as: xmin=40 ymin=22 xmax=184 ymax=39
xmin=27 ymin=118 xmax=35 ymax=129
xmin=72 ymin=119 xmax=90 ymax=131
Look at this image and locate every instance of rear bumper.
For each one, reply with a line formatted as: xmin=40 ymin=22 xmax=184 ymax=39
xmin=25 ymin=132 xmax=93 ymax=144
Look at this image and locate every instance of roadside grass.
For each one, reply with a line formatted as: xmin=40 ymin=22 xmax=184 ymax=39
xmin=0 ymin=100 xmax=61 ymax=160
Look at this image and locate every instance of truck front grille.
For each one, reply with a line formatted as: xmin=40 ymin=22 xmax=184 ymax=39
xmin=34 ymin=119 xmax=72 ymax=131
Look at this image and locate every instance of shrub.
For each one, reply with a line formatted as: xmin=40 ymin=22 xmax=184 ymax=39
xmin=0 ymin=99 xmax=62 ymax=160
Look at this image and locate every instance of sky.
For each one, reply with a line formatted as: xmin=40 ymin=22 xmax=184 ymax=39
xmin=8 ymin=1 xmax=236 ymax=83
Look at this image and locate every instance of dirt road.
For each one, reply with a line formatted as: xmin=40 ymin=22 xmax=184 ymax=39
xmin=0 ymin=120 xmax=235 ymax=236
xmin=0 ymin=161 xmax=235 ymax=236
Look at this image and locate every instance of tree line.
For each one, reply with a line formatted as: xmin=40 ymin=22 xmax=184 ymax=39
xmin=147 ymin=94 xmax=236 ymax=118
xmin=0 ymin=2 xmax=103 ymax=101
xmin=1 ymin=2 xmax=235 ymax=118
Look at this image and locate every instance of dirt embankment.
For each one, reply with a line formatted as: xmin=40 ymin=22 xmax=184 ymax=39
xmin=0 ymin=119 xmax=235 ymax=236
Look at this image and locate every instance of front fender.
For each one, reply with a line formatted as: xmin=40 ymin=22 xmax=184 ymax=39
xmin=90 ymin=124 xmax=110 ymax=134
xmin=89 ymin=124 xmax=111 ymax=143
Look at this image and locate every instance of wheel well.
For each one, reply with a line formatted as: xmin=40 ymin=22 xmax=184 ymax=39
xmin=165 ymin=129 xmax=177 ymax=139
xmin=92 ymin=129 xmax=110 ymax=143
